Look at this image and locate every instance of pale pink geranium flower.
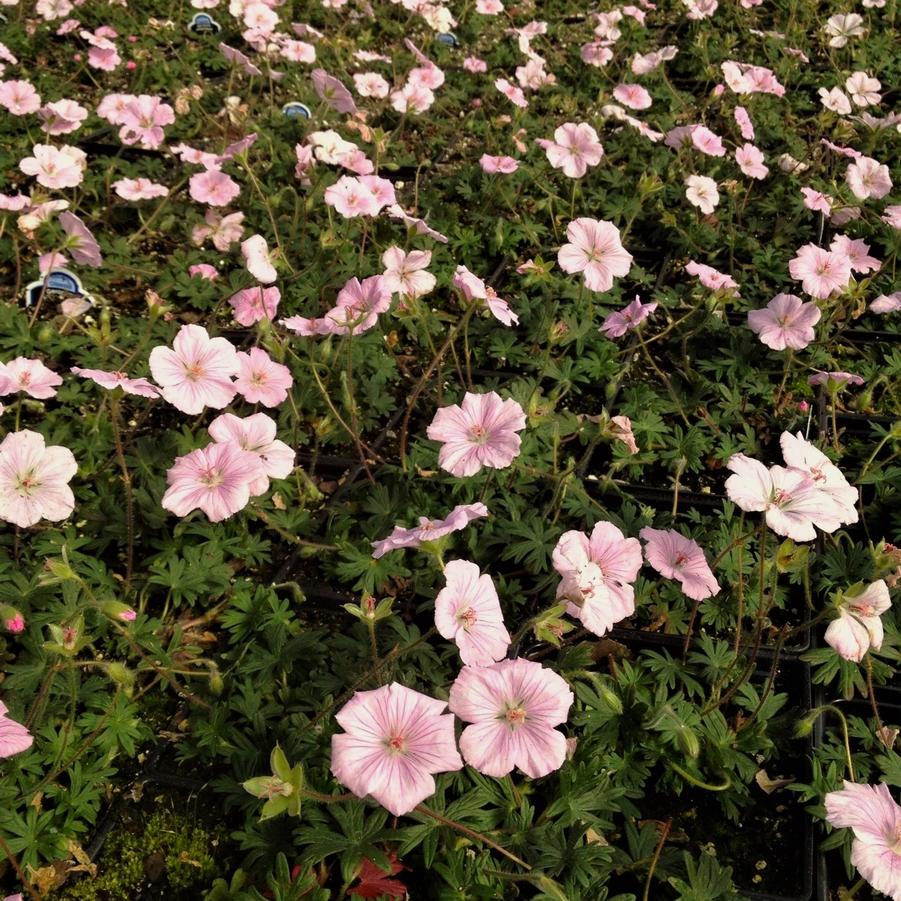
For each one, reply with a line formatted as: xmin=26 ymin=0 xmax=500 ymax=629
xmin=0 ymin=701 xmax=33 ymax=758
xmin=452 ymin=265 xmax=518 ymax=326
xmin=38 ymin=99 xmax=88 ymax=135
xmin=825 ymin=781 xmax=901 ymax=900
xmin=640 ymin=528 xmax=720 ymax=600
xmin=479 ymin=154 xmax=519 ymax=175
xmin=19 ymin=144 xmax=85 ymax=189
xmin=324 ymin=275 xmax=392 ymax=335
xmin=600 ymin=296 xmax=658 ymax=339
xmin=192 ymin=210 xmax=245 ymax=251
xmin=208 ymin=412 xmax=295 ymax=495
xmin=189 ymin=264 xmax=218 ymax=281
xmin=234 ymin=347 xmax=293 ymax=408
xmin=0 ymin=80 xmax=41 ymax=115
xmin=229 ymin=286 xmax=281 ymax=326
xmin=189 ymin=170 xmax=241 ymax=207
xmin=582 ymin=42 xmax=614 ymax=68
xmin=801 ymin=188 xmax=834 ymax=216
xmin=324 ymin=175 xmax=381 ymax=218
xmin=788 ymin=245 xmax=852 ymax=299
xmin=685 ymin=175 xmax=720 ymax=214
xmin=434 ymin=560 xmax=511 ymax=666
xmin=613 ymin=84 xmax=652 ymax=110
xmin=381 ymin=247 xmax=435 ymax=299
xmin=330 ymin=683 xmax=463 ymax=816
xmin=0 ymin=358 xmax=62 ymax=399
xmin=779 ymin=432 xmax=859 ymax=524
xmin=734 ymin=106 xmax=755 ymax=140
xmin=149 ymin=324 xmax=238 ymax=415
xmin=819 ymin=87 xmax=852 ymax=115
xmin=0 ymin=430 xmax=77 ymax=528
xmin=846 ymin=71 xmax=881 ymax=107
xmin=736 ymin=143 xmax=769 ymax=179
xmin=558 ymin=218 xmax=633 ymax=293
xmin=552 ymin=522 xmax=642 ymax=636
xmin=825 ymin=13 xmax=865 ymax=47
xmin=809 ymin=370 xmax=865 ymax=389
xmin=871 ymin=292 xmax=901 ymax=314
xmin=685 ymin=261 xmax=740 ymax=296
xmin=59 ymin=211 xmax=102 ymax=267
xmin=371 ymin=503 xmax=489 ymax=558
xmin=537 ymin=123 xmax=604 ymax=178
xmin=495 ymin=78 xmax=528 ymax=109
xmin=725 ymin=454 xmax=838 ymax=541
xmin=824 ymin=580 xmax=891 ymax=662
xmin=449 ymin=658 xmax=574 ymax=779
xmin=241 ymin=234 xmax=277 ymax=284
xmin=830 ymin=235 xmax=881 ymax=274
xmin=609 ymin=415 xmax=639 ymax=454
xmin=464 ymin=56 xmax=488 ymax=73
xmin=162 ymin=442 xmax=266 ymax=522
xmin=747 ymin=294 xmax=821 ymax=351
xmin=118 ymin=95 xmax=175 ymax=149
xmin=70 ymin=367 xmax=160 ymax=398
xmin=353 ymin=72 xmax=390 ymax=99
xmin=846 ymin=156 xmax=892 ymax=200
xmin=312 ymin=68 xmax=358 ymax=115
xmin=427 ymin=392 xmax=526 ymax=478
xmin=113 ymin=177 xmax=169 ymax=200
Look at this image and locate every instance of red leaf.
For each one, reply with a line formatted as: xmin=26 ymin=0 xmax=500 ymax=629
xmin=348 ymin=852 xmax=407 ymax=900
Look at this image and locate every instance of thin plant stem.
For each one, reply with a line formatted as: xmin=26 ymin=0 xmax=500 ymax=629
xmin=642 ymin=818 xmax=672 ymax=901
xmin=0 ymin=832 xmax=43 ymax=901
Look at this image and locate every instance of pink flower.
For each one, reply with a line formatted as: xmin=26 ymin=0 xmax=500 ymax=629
xmin=464 ymin=56 xmax=488 ymax=73
xmin=189 ymin=170 xmax=241 ymax=207
xmin=163 ymin=441 xmax=266 ymax=522
xmin=19 ymin=144 xmax=85 ymax=189
xmin=229 ymin=286 xmax=281 ymax=326
xmin=0 ymin=358 xmax=62 ymax=399
xmin=324 ymin=175 xmax=381 ymax=218
xmin=0 ymin=80 xmax=40 ymax=115
xmin=558 ymin=218 xmax=632 ymax=293
xmin=846 ymin=71 xmax=881 ymax=107
xmin=725 ymin=455 xmax=834 ymax=542
xmin=801 ymin=188 xmax=834 ymax=216
xmin=312 ymin=68 xmax=357 ymax=115
xmin=113 ymin=177 xmax=169 ymax=200
xmin=0 ymin=430 xmax=77 ymax=528
xmin=0 ymin=701 xmax=33 ymax=758
xmin=208 ymin=412 xmax=294 ymax=494
xmin=38 ymin=99 xmax=88 ymax=135
xmin=149 ymin=324 xmax=238 ymax=415
xmin=70 ymin=367 xmax=160 ymax=398
xmin=613 ymin=83 xmax=652 ymax=110
xmin=3 ymin=611 xmax=25 ymax=633
xmin=324 ymin=275 xmax=392 ymax=335
xmin=871 ymin=292 xmax=901 ymax=314
xmin=819 ymin=87 xmax=852 ymax=115
xmin=582 ymin=42 xmax=613 ymax=68
xmin=824 ymin=580 xmax=891 ymax=662
xmin=825 ymin=781 xmax=901 ymax=900
xmin=189 ymin=264 xmax=218 ymax=281
xmin=241 ymin=234 xmax=277 ymax=284
xmin=685 ymin=175 xmax=720 ymax=214
xmin=808 ymin=370 xmax=865 ymax=388
xmin=733 ymin=106 xmax=755 ymax=140
xmin=609 ymin=415 xmax=639 ymax=455
xmin=434 ymin=560 xmax=511 ymax=666
xmin=59 ymin=211 xmax=102 ymax=267
xmin=600 ymin=296 xmax=657 ymax=339
xmin=330 ymin=683 xmax=463 ymax=816
xmin=666 ymin=125 xmax=726 ymax=157
xmin=353 ymin=72 xmax=390 ymax=98
xmin=735 ymin=143 xmax=769 ymax=179
xmin=452 ymin=265 xmax=518 ymax=326
xmin=552 ymin=522 xmax=642 ymax=636
xmin=495 ymin=78 xmax=528 ymax=109
xmin=846 ymin=156 xmax=892 ymax=200
xmin=830 ymin=236 xmax=881 ymax=274
xmin=427 ymin=392 xmax=526 ymax=478
xmin=788 ymin=245 xmax=852 ymax=299
xmin=684 ymin=261 xmax=740 ymax=296
xmin=747 ymin=294 xmax=821 ymax=351
xmin=479 ymin=154 xmax=519 ymax=174
xmin=234 ymin=347 xmax=293 ymax=408
xmin=538 ymin=123 xmax=604 ymax=178
xmin=381 ymin=247 xmax=435 ymax=299
xmin=449 ymin=658 xmax=574 ymax=778
xmin=371 ymin=503 xmax=489 ymax=558
xmin=192 ymin=210 xmax=245 ymax=251
xmin=640 ymin=528 xmax=720 ymax=600
xmin=883 ymin=206 xmax=901 ymax=230
xmin=118 ymin=95 xmax=175 ymax=149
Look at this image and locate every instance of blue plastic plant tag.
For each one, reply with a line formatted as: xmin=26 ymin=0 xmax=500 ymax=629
xmin=24 ymin=268 xmax=90 ymax=308
xmin=282 ymin=101 xmax=312 ymax=118
xmin=188 ymin=13 xmax=221 ymax=34
xmin=436 ymin=32 xmax=459 ymax=46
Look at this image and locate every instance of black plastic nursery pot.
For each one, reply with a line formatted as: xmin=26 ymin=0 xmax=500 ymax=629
xmin=618 ymin=648 xmax=817 ymax=901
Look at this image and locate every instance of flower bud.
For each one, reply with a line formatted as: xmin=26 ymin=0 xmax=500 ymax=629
xmin=0 ymin=604 xmax=25 ymax=634
xmin=102 ymin=601 xmax=138 ymax=623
